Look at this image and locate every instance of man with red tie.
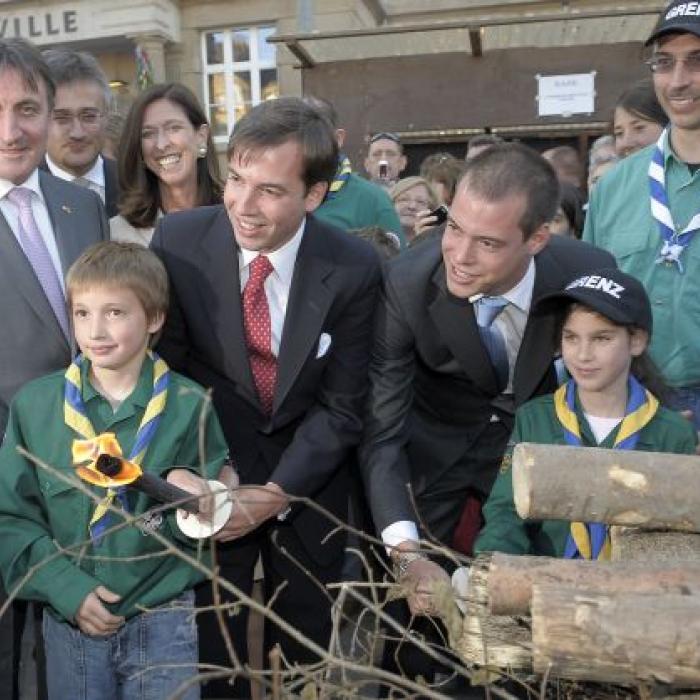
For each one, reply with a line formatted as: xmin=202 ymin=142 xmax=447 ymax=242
xmin=151 ymin=97 xmax=381 ymax=698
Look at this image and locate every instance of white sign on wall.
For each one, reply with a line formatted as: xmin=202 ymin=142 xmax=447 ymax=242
xmin=536 ymin=72 xmax=596 ymax=117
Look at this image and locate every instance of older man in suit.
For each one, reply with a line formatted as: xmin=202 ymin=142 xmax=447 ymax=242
xmin=40 ymin=48 xmax=119 ymax=217
xmin=151 ymin=96 xmax=381 ymax=698
xmin=0 ymin=38 xmax=108 ymax=700
xmin=360 ymin=144 xmax=614 ymax=630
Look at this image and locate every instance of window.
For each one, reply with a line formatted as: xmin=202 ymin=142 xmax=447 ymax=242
xmin=202 ymin=26 xmax=279 ymax=141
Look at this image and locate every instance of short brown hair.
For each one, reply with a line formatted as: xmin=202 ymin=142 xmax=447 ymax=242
xmin=66 ymin=241 xmax=169 ymax=322
xmin=0 ymin=38 xmax=55 ymax=108
xmin=419 ymin=152 xmax=464 ymax=205
xmin=227 ymin=97 xmax=338 ymax=191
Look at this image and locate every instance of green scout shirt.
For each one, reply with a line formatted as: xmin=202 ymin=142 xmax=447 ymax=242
xmin=314 ymin=172 xmax=405 ymax=246
xmin=474 ymin=392 xmax=697 ymax=557
xmin=583 ymin=135 xmax=700 ymax=388
xmin=0 ymin=355 xmax=228 ymax=622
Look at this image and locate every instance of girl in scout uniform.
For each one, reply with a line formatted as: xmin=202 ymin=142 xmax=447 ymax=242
xmin=475 ymin=267 xmax=697 ymax=559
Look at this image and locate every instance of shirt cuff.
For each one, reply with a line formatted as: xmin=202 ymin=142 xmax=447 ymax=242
xmin=381 ymin=520 xmax=420 ymax=555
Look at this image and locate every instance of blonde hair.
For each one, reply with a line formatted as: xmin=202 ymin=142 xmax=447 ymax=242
xmin=66 ymin=241 xmax=168 ymax=322
xmin=389 ymin=176 xmax=439 ymax=209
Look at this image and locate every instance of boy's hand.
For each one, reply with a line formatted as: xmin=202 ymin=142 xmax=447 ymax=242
xmin=75 ymin=586 xmax=124 ymax=636
xmin=167 ymin=468 xmax=215 ymax=522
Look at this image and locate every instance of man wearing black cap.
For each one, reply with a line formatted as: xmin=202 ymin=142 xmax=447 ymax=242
xmin=584 ymin=0 xmax=700 ymax=429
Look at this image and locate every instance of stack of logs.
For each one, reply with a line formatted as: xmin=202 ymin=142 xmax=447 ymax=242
xmin=455 ymin=443 xmax=700 ymax=689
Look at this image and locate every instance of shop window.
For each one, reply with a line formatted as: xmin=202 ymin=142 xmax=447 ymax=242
xmin=203 ymin=26 xmax=279 ymax=141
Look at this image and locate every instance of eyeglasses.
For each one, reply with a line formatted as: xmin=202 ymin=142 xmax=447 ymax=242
xmin=646 ymin=53 xmax=700 ymax=74
xmin=52 ymin=109 xmax=104 ymax=129
xmin=369 ymin=131 xmax=401 ymax=145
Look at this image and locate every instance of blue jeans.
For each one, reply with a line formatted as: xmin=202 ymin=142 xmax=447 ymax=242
xmin=668 ymin=384 xmax=700 ymax=431
xmin=43 ymin=590 xmax=199 ymax=700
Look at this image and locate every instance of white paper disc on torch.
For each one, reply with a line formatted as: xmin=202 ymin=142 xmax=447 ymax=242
xmin=176 ymin=479 xmax=232 ymax=539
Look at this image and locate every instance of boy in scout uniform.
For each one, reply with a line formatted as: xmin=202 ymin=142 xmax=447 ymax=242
xmin=0 ymin=241 xmax=229 ymax=699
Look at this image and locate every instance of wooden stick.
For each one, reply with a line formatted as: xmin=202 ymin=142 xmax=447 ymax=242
xmin=513 ymin=443 xmax=700 ymax=532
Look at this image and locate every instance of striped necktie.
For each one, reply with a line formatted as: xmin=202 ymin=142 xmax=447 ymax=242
xmin=475 ymin=296 xmax=509 ymax=392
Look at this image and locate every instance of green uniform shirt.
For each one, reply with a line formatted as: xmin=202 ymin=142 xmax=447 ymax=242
xmin=475 ymin=392 xmax=697 ymax=557
xmin=0 ymin=356 xmax=228 ymax=621
xmin=583 ymin=135 xmax=700 ymax=387
xmin=315 ymin=172 xmax=405 ymax=246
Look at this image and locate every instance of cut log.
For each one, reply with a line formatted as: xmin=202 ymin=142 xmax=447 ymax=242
xmin=484 ymin=552 xmax=700 ymax=615
xmin=531 ymin=584 xmax=700 ymax=685
xmin=513 ymin=443 xmax=700 ymax=531
xmin=453 ymin=553 xmax=532 ymax=669
xmin=611 ymin=526 xmax=700 ymax=563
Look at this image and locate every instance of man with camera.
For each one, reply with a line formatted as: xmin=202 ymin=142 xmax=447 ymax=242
xmin=364 ymin=131 xmax=407 ymax=189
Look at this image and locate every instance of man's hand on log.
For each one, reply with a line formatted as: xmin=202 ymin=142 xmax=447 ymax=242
xmin=392 ymin=540 xmax=451 ymax=616
xmin=215 ymin=482 xmax=289 ymax=541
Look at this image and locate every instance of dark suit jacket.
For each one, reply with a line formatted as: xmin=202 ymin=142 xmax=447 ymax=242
xmin=360 ymin=234 xmax=616 ymax=534
xmin=40 ymin=156 xmax=119 ymax=218
xmin=151 ymin=206 xmax=382 ymax=564
xmin=0 ymin=170 xmax=109 ymax=433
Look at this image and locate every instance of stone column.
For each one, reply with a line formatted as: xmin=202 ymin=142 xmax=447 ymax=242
xmin=132 ymin=34 xmax=167 ymax=83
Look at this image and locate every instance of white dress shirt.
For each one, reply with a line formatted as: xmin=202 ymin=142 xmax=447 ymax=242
xmin=381 ymin=258 xmax=537 ymax=551
xmin=46 ymin=154 xmax=106 ymax=204
xmin=238 ymin=220 xmax=305 ymax=356
xmin=0 ymin=170 xmax=65 ymax=291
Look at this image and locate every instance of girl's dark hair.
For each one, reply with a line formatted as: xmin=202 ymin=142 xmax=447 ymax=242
xmin=117 ymin=83 xmax=222 ymax=229
xmin=555 ymin=302 xmax=670 ymax=405
xmin=558 ymin=183 xmax=585 ymax=239
xmin=614 ymin=78 xmax=667 ymax=128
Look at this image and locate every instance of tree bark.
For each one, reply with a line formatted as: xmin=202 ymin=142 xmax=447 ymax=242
xmin=531 ymin=584 xmax=700 ymax=685
xmin=484 ymin=552 xmax=700 ymax=615
xmin=513 ymin=443 xmax=700 ymax=531
xmin=611 ymin=526 xmax=700 ymax=563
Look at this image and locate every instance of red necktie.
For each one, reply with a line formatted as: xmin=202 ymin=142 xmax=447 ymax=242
xmin=243 ymin=255 xmax=276 ymax=414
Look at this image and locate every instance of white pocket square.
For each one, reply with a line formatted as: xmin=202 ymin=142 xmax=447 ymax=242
xmin=316 ymin=332 xmax=332 ymax=359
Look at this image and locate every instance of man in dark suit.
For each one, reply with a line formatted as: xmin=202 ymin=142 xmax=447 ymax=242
xmin=151 ymin=97 xmax=381 ymax=697
xmin=40 ymin=48 xmax=119 ymax=217
xmin=0 ymin=39 xmax=108 ymax=700
xmin=360 ymin=144 xmax=614 ymax=619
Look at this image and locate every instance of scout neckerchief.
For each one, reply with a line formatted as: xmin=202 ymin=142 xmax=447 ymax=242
xmin=64 ymin=351 xmax=169 ymax=543
xmin=324 ymin=154 xmax=352 ymax=201
xmin=649 ymin=127 xmax=700 ymax=273
xmin=554 ymin=375 xmax=659 ymax=560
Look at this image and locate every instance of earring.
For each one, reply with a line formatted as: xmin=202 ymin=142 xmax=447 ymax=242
xmin=197 ymin=144 xmax=208 ymax=158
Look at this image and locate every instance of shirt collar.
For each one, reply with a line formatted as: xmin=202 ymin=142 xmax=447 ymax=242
xmin=46 ymin=154 xmax=105 ymax=188
xmin=239 ymin=218 xmax=306 ymax=288
xmin=470 ymin=258 xmax=535 ymax=313
xmin=82 ymin=353 xmax=154 ymax=410
xmin=0 ymin=169 xmax=44 ymax=202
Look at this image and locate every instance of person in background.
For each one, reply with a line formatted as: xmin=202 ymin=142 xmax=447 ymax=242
xmin=351 ymin=225 xmax=401 ymax=261
xmin=543 ymin=145 xmax=584 ymax=189
xmin=465 ymin=133 xmax=503 ymax=161
xmin=41 ymin=49 xmax=119 ymax=218
xmin=110 ymin=82 xmax=222 ymax=246
xmin=475 ymin=267 xmax=696 ymax=558
xmin=102 ymin=110 xmax=125 ymax=161
xmin=613 ymin=78 xmax=667 ymax=158
xmin=587 ymin=135 xmax=620 ymax=193
xmin=548 ymin=183 xmax=586 ymax=239
xmin=364 ymin=131 xmax=407 ymax=189
xmin=419 ymin=152 xmax=463 ymax=205
xmin=584 ymin=0 xmax=700 ymax=430
xmin=304 ymin=96 xmax=403 ymax=244
xmin=390 ymin=176 xmax=438 ymax=245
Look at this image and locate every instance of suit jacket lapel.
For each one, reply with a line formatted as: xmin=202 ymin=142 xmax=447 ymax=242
xmin=514 ymin=249 xmax=565 ymax=403
xmin=428 ymin=263 xmax=499 ymax=393
xmin=275 ymin=220 xmax=334 ymax=412
xmin=0 ymin=206 xmax=68 ymax=349
xmin=198 ymin=208 xmax=258 ymax=404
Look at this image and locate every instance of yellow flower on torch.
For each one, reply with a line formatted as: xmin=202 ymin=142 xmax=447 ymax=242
xmin=72 ymin=433 xmax=142 ymax=488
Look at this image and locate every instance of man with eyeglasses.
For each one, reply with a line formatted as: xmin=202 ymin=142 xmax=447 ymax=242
xmin=364 ymin=131 xmax=407 ymax=189
xmin=41 ymin=49 xmax=119 ymax=217
xmin=584 ymin=0 xmax=700 ymax=430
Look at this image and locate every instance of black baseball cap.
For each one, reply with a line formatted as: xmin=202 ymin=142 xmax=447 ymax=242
xmin=533 ymin=267 xmax=653 ymax=333
xmin=646 ymin=1 xmax=700 ymax=46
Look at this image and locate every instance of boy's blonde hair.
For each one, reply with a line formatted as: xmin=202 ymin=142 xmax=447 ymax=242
xmin=66 ymin=241 xmax=169 ymax=322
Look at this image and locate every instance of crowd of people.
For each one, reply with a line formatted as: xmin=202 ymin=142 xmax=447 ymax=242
xmin=0 ymin=0 xmax=698 ymax=698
